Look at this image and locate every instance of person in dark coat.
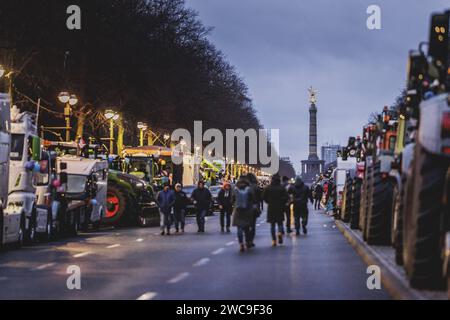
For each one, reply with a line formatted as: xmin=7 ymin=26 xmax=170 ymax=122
xmin=191 ymin=180 xmax=212 ymax=232
xmin=281 ymin=176 xmax=292 ymax=234
xmin=232 ymin=176 xmax=254 ymax=252
xmin=263 ymin=174 xmax=289 ymax=246
xmin=218 ymin=182 xmax=234 ymax=232
xmin=246 ymin=173 xmax=261 ymax=248
xmin=173 ymin=183 xmax=188 ymax=233
xmin=289 ymin=177 xmax=314 ymax=235
xmin=156 ymin=183 xmax=175 ymax=235
xmin=314 ymin=183 xmax=324 ymax=210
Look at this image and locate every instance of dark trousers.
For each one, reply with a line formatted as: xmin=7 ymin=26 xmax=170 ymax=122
xmin=220 ymin=207 xmax=232 ymax=228
xmin=173 ymin=208 xmax=185 ymax=230
xmin=237 ymin=226 xmax=250 ymax=244
xmin=270 ymin=222 xmax=283 ymax=240
xmin=248 ymin=215 xmax=257 ymax=243
xmin=196 ymin=208 xmax=207 ymax=231
xmin=293 ymin=205 xmax=309 ymax=231
xmin=284 ymin=205 xmax=291 ymax=231
xmin=314 ymin=195 xmax=322 ymax=210
xmin=160 ymin=211 xmax=172 ymax=232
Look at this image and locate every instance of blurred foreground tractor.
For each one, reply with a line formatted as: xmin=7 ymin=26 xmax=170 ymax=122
xmin=400 ymin=10 xmax=450 ymax=290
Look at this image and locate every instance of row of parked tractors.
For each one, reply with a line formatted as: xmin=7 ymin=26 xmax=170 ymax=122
xmin=337 ymin=9 xmax=450 ymax=291
xmin=0 ymin=94 xmax=163 ymax=249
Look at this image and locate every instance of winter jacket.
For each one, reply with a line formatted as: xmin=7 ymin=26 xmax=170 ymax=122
xmin=218 ymin=188 xmax=234 ymax=210
xmin=173 ymin=190 xmax=188 ymax=210
xmin=156 ymin=190 xmax=175 ymax=214
xmin=289 ymin=178 xmax=313 ymax=211
xmin=191 ymin=187 xmax=212 ymax=210
xmin=263 ymin=180 xmax=289 ymax=224
xmin=314 ymin=184 xmax=324 ymax=197
xmin=232 ymin=181 xmax=254 ymax=228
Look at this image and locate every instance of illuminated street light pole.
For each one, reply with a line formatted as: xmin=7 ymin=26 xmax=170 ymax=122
xmin=163 ymin=133 xmax=170 ymax=147
xmin=58 ymin=91 xmax=78 ymax=142
xmin=137 ymin=122 xmax=148 ymax=147
xmin=105 ymin=109 xmax=119 ymax=154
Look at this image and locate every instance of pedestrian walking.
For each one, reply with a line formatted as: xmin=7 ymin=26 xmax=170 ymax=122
xmin=290 ymin=177 xmax=314 ymax=235
xmin=173 ymin=183 xmax=188 ymax=233
xmin=314 ymin=183 xmax=323 ymax=210
xmin=218 ymin=182 xmax=234 ymax=232
xmin=191 ymin=180 xmax=212 ymax=232
xmin=232 ymin=176 xmax=254 ymax=252
xmin=263 ymin=174 xmax=289 ymax=246
xmin=246 ymin=173 xmax=262 ymax=248
xmin=156 ymin=183 xmax=175 ymax=235
xmin=281 ymin=176 xmax=292 ymax=234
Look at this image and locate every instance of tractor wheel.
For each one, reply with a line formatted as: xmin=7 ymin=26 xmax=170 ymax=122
xmin=360 ymin=165 xmax=373 ymax=235
xmin=392 ymin=177 xmax=405 ymax=265
xmin=403 ymin=144 xmax=448 ymax=289
xmin=365 ymin=162 xmax=393 ymax=245
xmin=106 ymin=184 xmax=133 ymax=226
xmin=349 ymin=178 xmax=362 ymax=229
xmin=341 ymin=178 xmax=353 ymax=222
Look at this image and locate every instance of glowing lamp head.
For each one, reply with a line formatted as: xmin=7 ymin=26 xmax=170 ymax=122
xmin=104 ymin=109 xmax=115 ymax=120
xmin=58 ymin=91 xmax=70 ymax=104
xmin=68 ymin=94 xmax=78 ymax=106
xmin=0 ymin=65 xmax=5 ymax=78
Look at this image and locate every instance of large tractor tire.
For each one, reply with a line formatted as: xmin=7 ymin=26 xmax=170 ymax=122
xmin=403 ymin=144 xmax=448 ymax=290
xmin=341 ymin=177 xmax=353 ymax=222
xmin=105 ymin=184 xmax=136 ymax=226
xmin=392 ymin=176 xmax=406 ymax=265
xmin=360 ymin=165 xmax=373 ymax=234
xmin=365 ymin=162 xmax=393 ymax=245
xmin=349 ymin=178 xmax=362 ymax=229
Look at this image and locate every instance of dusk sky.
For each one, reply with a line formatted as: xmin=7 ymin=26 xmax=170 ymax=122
xmin=185 ymin=0 xmax=448 ymax=172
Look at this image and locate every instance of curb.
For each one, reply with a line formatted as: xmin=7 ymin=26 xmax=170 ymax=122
xmin=335 ymin=220 xmax=427 ymax=300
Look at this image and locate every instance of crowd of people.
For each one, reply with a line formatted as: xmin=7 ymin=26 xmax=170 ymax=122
xmin=155 ymin=173 xmax=315 ymax=252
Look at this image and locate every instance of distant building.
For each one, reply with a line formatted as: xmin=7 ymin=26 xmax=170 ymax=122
xmin=321 ymin=144 xmax=341 ymax=166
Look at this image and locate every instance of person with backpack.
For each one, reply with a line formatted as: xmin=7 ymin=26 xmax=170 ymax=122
xmin=173 ymin=183 xmax=188 ymax=233
xmin=191 ymin=180 xmax=212 ymax=232
xmin=314 ymin=183 xmax=323 ymax=210
xmin=289 ymin=177 xmax=314 ymax=235
xmin=232 ymin=176 xmax=254 ymax=252
xmin=263 ymin=174 xmax=289 ymax=246
xmin=156 ymin=183 xmax=175 ymax=235
xmin=218 ymin=182 xmax=234 ymax=232
xmin=246 ymin=173 xmax=261 ymax=248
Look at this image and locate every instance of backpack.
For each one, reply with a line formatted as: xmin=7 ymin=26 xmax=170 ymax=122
xmin=235 ymin=186 xmax=251 ymax=210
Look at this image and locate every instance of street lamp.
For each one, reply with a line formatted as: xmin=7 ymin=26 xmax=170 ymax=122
xmin=163 ymin=133 xmax=170 ymax=146
xmin=137 ymin=122 xmax=148 ymax=147
xmin=58 ymin=91 xmax=77 ymax=142
xmin=0 ymin=65 xmax=5 ymax=78
xmin=105 ymin=109 xmax=119 ymax=154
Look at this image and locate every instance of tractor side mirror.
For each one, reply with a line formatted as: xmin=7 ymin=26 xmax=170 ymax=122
xmin=60 ymin=172 xmax=68 ymax=184
xmin=60 ymin=162 xmax=67 ymax=170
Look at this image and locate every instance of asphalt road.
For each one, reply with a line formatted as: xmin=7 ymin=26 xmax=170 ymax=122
xmin=0 ymin=206 xmax=391 ymax=300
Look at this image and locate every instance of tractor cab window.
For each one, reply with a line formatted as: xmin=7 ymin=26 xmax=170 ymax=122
xmin=10 ymin=133 xmax=25 ymax=160
xmin=66 ymin=174 xmax=88 ymax=194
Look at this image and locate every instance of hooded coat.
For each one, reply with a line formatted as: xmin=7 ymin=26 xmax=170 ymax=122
xmin=263 ymin=175 xmax=289 ymax=224
xmin=232 ymin=178 xmax=254 ymax=227
xmin=289 ymin=177 xmax=313 ymax=213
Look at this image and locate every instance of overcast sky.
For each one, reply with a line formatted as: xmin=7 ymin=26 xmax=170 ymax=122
xmin=185 ymin=0 xmax=448 ymax=172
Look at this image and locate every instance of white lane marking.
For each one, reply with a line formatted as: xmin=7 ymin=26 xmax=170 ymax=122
xmin=154 ymin=232 xmax=160 ymax=235
xmin=137 ymin=292 xmax=157 ymax=300
xmin=73 ymin=251 xmax=92 ymax=258
xmin=225 ymin=241 xmax=235 ymax=246
xmin=0 ymin=276 xmax=8 ymax=281
xmin=212 ymin=248 xmax=225 ymax=255
xmin=136 ymin=238 xmax=144 ymax=242
xmin=332 ymin=225 xmax=336 ymax=229
xmin=167 ymin=272 xmax=190 ymax=284
xmin=323 ymin=224 xmax=327 ymax=227
xmin=107 ymin=244 xmax=121 ymax=249
xmin=32 ymin=262 xmax=56 ymax=271
xmin=256 ymin=224 xmax=261 ymax=227
xmin=193 ymin=257 xmax=210 ymax=267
